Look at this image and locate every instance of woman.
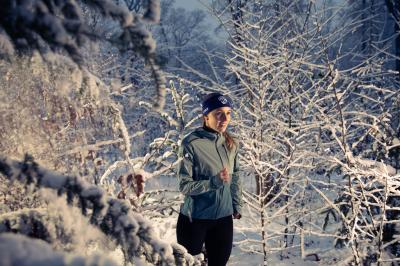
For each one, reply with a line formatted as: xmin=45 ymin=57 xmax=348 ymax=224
xmin=176 ymin=92 xmax=243 ymax=266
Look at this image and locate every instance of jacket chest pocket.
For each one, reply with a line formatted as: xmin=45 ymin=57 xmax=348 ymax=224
xmin=194 ymin=163 xmax=219 ymax=178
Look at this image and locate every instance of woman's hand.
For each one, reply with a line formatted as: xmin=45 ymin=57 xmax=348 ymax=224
xmin=220 ymin=167 xmax=231 ymax=183
xmin=233 ymin=213 xmax=241 ymax=219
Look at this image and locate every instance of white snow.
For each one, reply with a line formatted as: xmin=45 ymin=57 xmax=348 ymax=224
xmin=0 ymin=233 xmax=118 ymax=266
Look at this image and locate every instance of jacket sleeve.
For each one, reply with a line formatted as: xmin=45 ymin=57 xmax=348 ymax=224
xmin=177 ymin=142 xmax=224 ymax=196
xmin=230 ymin=149 xmax=243 ymax=214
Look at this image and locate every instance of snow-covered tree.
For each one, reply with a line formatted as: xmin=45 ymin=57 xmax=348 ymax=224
xmin=0 ymin=0 xmax=166 ymax=110
xmin=205 ymin=0 xmax=400 ymax=264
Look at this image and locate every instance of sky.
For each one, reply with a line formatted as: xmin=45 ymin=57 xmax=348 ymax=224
xmin=173 ymin=0 xmax=228 ymax=42
xmin=174 ymin=0 xmax=206 ymax=10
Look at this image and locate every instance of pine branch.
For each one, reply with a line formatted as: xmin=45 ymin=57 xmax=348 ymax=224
xmin=0 ymin=154 xmax=199 ymax=265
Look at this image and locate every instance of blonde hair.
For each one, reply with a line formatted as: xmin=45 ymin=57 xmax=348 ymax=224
xmin=223 ymin=131 xmax=236 ymax=151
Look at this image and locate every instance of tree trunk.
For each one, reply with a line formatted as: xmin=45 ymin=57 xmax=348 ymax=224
xmin=260 ymin=209 xmax=268 ymax=265
xmin=395 ymin=22 xmax=400 ymax=76
xmin=256 ymin=173 xmax=275 ymax=204
xmin=385 ymin=0 xmax=400 ymax=77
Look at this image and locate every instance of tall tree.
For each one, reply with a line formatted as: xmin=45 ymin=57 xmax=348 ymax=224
xmin=207 ymin=0 xmax=400 ymax=264
xmin=385 ymin=0 xmax=400 ymax=76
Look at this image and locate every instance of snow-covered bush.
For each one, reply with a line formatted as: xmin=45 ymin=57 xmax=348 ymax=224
xmin=100 ymin=79 xmax=201 ymax=205
xmin=0 ymin=155 xmax=200 ymax=265
xmin=0 ymin=54 xmax=124 ymax=183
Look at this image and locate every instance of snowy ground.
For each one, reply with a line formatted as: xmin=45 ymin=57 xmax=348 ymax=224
xmin=143 ymin=175 xmax=350 ymax=266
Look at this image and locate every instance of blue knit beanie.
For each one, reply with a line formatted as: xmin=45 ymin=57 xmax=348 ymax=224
xmin=201 ymin=93 xmax=233 ymax=115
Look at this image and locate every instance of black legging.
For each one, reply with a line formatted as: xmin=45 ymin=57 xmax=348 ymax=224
xmin=176 ymin=213 xmax=233 ymax=266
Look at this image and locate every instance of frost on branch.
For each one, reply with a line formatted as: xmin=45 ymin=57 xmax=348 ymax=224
xmin=0 ymin=154 xmax=198 ymax=265
xmin=0 ymin=0 xmax=165 ymax=109
xmin=0 ymin=0 xmax=158 ymax=62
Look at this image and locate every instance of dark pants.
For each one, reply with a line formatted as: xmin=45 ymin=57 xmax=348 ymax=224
xmin=176 ymin=213 xmax=233 ymax=266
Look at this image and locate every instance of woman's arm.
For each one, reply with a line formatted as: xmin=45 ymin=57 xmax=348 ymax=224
xmin=230 ymin=151 xmax=243 ymax=216
xmin=178 ymin=143 xmax=224 ymax=196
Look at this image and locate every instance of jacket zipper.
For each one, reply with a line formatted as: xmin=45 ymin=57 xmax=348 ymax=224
xmin=222 ymin=145 xmax=230 ymax=170
xmin=215 ymin=134 xmax=225 ymax=218
xmin=215 ymin=134 xmax=225 ymax=169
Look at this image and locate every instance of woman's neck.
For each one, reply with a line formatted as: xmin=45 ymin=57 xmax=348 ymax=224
xmin=203 ymin=125 xmax=220 ymax=134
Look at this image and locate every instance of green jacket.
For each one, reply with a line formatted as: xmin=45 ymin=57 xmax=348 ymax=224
xmin=177 ymin=127 xmax=243 ymax=220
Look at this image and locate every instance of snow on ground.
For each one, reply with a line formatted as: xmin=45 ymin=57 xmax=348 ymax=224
xmin=0 ymin=233 xmax=119 ymax=266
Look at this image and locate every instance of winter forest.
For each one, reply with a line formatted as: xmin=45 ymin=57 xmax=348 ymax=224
xmin=0 ymin=0 xmax=399 ymax=265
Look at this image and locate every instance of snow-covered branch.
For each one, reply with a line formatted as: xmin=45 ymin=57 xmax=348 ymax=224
xmin=0 ymin=154 xmax=199 ymax=265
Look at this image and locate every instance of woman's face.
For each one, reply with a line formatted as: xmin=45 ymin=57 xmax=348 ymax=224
xmin=204 ymin=107 xmax=232 ymax=133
